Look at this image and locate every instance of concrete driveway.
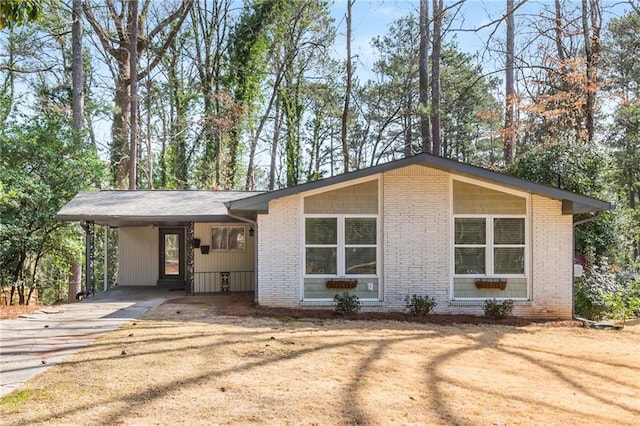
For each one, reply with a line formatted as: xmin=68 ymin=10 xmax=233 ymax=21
xmin=0 ymin=287 xmax=181 ymax=398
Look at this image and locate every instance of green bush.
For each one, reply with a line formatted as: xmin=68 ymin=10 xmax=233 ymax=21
xmin=573 ymin=248 xmax=640 ymax=320
xmin=405 ymin=294 xmax=437 ymax=316
xmin=333 ymin=292 xmax=361 ymax=315
xmin=483 ymin=298 xmax=514 ymax=319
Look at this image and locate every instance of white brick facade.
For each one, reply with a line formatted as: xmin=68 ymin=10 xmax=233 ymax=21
xmin=382 ymin=165 xmax=450 ymax=310
xmin=256 ymin=165 xmax=576 ymax=319
xmin=256 ymin=195 xmax=302 ymax=306
xmin=527 ymin=195 xmax=574 ymax=318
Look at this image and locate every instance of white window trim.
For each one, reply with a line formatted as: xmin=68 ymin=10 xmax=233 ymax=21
xmin=299 ymin=176 xmax=383 ymax=302
xmin=302 ymin=214 xmax=381 ymax=302
xmin=303 ymin=214 xmax=379 ymax=277
xmin=453 ymin=214 xmax=528 ymax=278
xmin=449 ymin=177 xmax=532 ymax=301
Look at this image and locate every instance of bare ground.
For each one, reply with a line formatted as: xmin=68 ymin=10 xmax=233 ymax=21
xmin=0 ymin=304 xmax=41 ymax=320
xmin=1 ymin=294 xmax=639 ymax=425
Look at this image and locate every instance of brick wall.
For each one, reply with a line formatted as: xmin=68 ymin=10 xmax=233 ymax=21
xmin=256 ymin=195 xmax=302 ymax=307
xmin=256 ymin=165 xmax=576 ymax=319
xmin=526 ymin=195 xmax=574 ymax=319
xmin=382 ymin=165 xmax=451 ymax=310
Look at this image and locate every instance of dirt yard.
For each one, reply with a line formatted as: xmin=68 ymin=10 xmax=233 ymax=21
xmin=1 ymin=294 xmax=639 ymax=425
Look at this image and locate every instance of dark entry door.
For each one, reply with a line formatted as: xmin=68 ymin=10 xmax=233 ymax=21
xmin=159 ymin=227 xmax=185 ymax=287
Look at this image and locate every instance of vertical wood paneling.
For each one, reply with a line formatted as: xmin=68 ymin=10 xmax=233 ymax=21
xmin=118 ymin=227 xmax=158 ymax=286
xmin=193 ymin=222 xmax=255 ymax=291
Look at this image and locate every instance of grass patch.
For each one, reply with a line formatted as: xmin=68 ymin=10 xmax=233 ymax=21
xmin=1 ymin=390 xmax=34 ymax=407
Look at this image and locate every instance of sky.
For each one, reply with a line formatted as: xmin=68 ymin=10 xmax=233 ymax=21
xmin=327 ymin=0 xmax=635 ymax=82
xmin=328 ymin=0 xmax=509 ymax=78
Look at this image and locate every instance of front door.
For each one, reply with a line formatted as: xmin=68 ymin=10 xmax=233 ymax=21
xmin=158 ymin=227 xmax=185 ymax=287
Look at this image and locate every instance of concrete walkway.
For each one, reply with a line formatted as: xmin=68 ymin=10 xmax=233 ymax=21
xmin=0 ymin=287 xmax=182 ymax=398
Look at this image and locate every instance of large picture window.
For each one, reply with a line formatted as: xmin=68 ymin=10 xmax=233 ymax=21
xmin=454 ymin=216 xmax=525 ymax=276
xmin=305 ymin=216 xmax=377 ymax=276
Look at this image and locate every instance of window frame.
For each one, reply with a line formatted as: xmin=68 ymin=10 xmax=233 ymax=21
xmin=453 ymin=214 xmax=527 ymax=278
xmin=304 ymin=214 xmax=379 ymax=279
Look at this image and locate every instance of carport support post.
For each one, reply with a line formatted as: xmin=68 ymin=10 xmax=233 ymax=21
xmin=80 ymin=221 xmax=95 ymax=296
xmin=103 ymin=225 xmax=108 ymax=291
xmin=186 ymin=222 xmax=194 ymax=295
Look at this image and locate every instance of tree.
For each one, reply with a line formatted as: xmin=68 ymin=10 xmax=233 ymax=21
xmin=0 ymin=113 xmax=102 ymax=304
xmin=226 ymin=0 xmax=284 ymax=188
xmin=431 ymin=0 xmax=443 ymax=155
xmin=191 ymin=0 xmax=233 ymax=189
xmin=0 ymin=0 xmax=43 ymax=29
xmin=503 ymin=142 xmax=618 ymax=258
xmin=370 ymin=16 xmax=420 ymax=159
xmin=340 ymin=0 xmax=354 ymax=171
xmin=603 ymin=11 xmax=640 ymax=263
xmin=504 ymin=0 xmax=516 ymax=164
xmin=83 ymin=0 xmax=193 ymax=188
xmin=419 ymin=0 xmax=431 ymax=153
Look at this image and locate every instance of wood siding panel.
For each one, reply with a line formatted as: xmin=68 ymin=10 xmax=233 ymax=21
xmin=193 ymin=222 xmax=255 ymax=291
xmin=304 ymin=180 xmax=378 ymax=214
xmin=453 ymin=180 xmax=526 ymax=214
xmin=118 ymin=227 xmax=158 ymax=286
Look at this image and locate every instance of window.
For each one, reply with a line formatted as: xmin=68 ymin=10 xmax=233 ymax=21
xmin=454 ymin=216 xmax=525 ymax=276
xmin=305 ymin=216 xmax=377 ymax=276
xmin=211 ymin=225 xmax=245 ymax=251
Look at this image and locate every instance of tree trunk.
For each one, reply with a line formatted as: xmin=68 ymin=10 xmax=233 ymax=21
xmin=581 ymin=0 xmax=600 ymax=144
xmin=431 ymin=0 xmax=442 ymax=157
xmin=129 ymin=0 xmax=138 ymax=190
xmin=246 ymin=67 xmax=284 ymax=190
xmin=71 ymin=0 xmax=83 ymax=136
xmin=504 ymin=0 xmax=516 ymax=164
xmin=268 ymin=97 xmax=282 ymax=190
xmin=341 ymin=0 xmax=354 ymax=172
xmin=68 ymin=263 xmax=82 ymax=302
xmin=419 ymin=0 xmax=431 ymax=154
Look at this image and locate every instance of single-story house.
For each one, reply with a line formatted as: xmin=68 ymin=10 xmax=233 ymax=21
xmin=56 ymin=153 xmax=612 ymax=319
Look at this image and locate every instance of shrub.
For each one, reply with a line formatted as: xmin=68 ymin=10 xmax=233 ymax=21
xmin=483 ymin=298 xmax=514 ymax=319
xmin=574 ymin=247 xmax=630 ymax=320
xmin=405 ymin=294 xmax=437 ymax=316
xmin=333 ymin=292 xmax=361 ymax=315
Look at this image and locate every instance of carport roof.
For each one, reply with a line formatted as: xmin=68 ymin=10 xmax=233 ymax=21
xmin=56 ymin=190 xmax=264 ymax=227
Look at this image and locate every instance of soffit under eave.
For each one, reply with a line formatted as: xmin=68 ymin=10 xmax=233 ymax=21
xmin=55 ymin=214 xmax=240 ymax=227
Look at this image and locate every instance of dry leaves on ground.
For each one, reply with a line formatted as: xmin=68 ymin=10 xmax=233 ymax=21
xmin=1 ymin=295 xmax=639 ymax=425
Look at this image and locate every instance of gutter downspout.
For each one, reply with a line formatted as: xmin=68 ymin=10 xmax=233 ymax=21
xmin=227 ymin=212 xmax=259 ymax=305
xmin=571 ymin=210 xmax=604 ymax=318
xmin=573 ymin=211 xmax=603 ymax=228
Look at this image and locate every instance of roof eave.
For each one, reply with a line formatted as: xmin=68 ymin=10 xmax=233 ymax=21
xmin=228 ymin=153 xmax=613 ymax=214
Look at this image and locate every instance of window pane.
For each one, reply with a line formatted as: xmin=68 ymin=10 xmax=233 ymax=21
xmin=164 ymin=234 xmax=179 ymax=275
xmin=305 ymin=218 xmax=337 ymax=244
xmin=345 ymin=218 xmax=376 ymax=245
xmin=212 ymin=227 xmax=227 ymax=250
xmin=305 ymin=248 xmax=337 ymax=274
xmin=345 ymin=247 xmax=376 ymax=275
xmin=455 ymin=218 xmax=486 ymax=244
xmin=494 ymin=218 xmax=525 ymax=245
xmin=455 ymin=247 xmax=485 ymax=274
xmin=228 ymin=227 xmax=245 ymax=250
xmin=494 ymin=248 xmax=525 ymax=274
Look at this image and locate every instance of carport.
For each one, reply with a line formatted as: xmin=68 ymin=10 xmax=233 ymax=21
xmin=56 ymin=190 xmax=263 ymax=298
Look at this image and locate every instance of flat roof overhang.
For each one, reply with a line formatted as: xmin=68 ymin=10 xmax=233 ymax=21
xmin=56 ymin=190 xmax=263 ymax=227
